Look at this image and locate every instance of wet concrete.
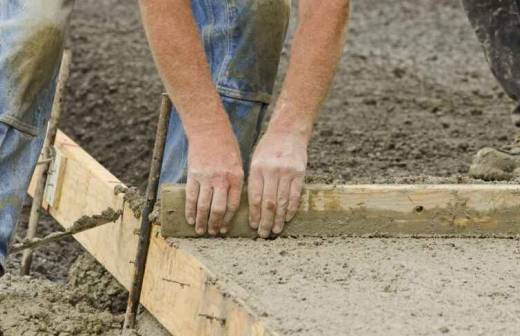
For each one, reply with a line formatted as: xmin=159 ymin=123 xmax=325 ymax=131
xmin=177 ymin=237 xmax=520 ymax=336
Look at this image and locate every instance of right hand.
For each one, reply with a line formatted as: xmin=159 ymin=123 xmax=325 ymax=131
xmin=185 ymin=128 xmax=244 ymax=236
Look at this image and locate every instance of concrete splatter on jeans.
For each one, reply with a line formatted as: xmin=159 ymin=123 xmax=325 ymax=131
xmin=0 ymin=0 xmax=73 ymax=275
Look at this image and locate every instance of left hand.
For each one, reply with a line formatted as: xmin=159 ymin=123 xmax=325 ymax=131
xmin=248 ymin=129 xmax=308 ymax=238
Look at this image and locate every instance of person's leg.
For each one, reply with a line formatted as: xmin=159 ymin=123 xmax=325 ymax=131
xmin=0 ymin=0 xmax=73 ymax=275
xmin=462 ymin=0 xmax=520 ymax=126
xmin=160 ymin=0 xmax=291 ymax=184
xmin=462 ymin=0 xmax=520 ymax=180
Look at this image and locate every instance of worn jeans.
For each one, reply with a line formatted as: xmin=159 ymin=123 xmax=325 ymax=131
xmin=0 ymin=0 xmax=73 ymax=275
xmin=159 ymin=0 xmax=290 ymax=183
xmin=0 ymin=0 xmax=290 ymax=275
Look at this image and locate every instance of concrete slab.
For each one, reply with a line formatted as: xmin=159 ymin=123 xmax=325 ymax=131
xmin=175 ymin=238 xmax=520 ymax=336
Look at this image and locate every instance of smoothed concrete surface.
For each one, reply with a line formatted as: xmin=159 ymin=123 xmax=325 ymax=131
xmin=176 ymin=238 xmax=520 ymax=336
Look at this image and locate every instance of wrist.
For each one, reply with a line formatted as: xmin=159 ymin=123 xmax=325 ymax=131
xmin=187 ymin=123 xmax=236 ymax=148
xmin=267 ymin=112 xmax=314 ymax=144
xmin=181 ymin=102 xmax=234 ymax=145
xmin=265 ymin=121 xmax=313 ymax=146
xmin=267 ymin=95 xmax=317 ymax=143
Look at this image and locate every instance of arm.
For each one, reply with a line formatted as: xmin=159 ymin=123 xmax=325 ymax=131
xmin=248 ymin=0 xmax=351 ymax=238
xmin=139 ymin=0 xmax=244 ymax=236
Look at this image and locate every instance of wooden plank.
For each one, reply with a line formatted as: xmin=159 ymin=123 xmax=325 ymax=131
xmin=28 ymin=130 xmax=278 ymax=336
xmin=160 ymin=183 xmax=520 ymax=238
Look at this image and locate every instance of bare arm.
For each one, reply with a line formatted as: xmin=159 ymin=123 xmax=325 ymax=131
xmin=249 ymin=0 xmax=351 ymax=237
xmin=139 ymin=0 xmax=243 ymax=236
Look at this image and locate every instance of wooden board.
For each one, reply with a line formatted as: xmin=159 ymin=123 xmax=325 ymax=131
xmin=160 ymin=184 xmax=520 ymax=238
xmin=28 ymin=131 xmax=278 ymax=336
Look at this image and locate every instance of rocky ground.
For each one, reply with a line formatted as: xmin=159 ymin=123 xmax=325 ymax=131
xmin=2 ymin=0 xmax=519 ymax=335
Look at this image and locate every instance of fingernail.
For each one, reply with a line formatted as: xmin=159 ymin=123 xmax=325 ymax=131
xmin=220 ymin=227 xmax=228 ymax=234
xmin=196 ymin=227 xmax=205 ymax=235
xmin=272 ymin=225 xmax=282 ymax=234
xmin=187 ymin=218 xmax=195 ymax=225
xmin=258 ymin=230 xmax=270 ymax=238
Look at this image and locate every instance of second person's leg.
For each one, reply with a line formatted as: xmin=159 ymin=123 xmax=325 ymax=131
xmin=462 ymin=0 xmax=520 ymax=125
xmin=462 ymin=0 xmax=520 ymax=180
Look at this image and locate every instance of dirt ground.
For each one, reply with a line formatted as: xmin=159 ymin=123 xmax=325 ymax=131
xmin=2 ymin=0 xmax=520 ymax=335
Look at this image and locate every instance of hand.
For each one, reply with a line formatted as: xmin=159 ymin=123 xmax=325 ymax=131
xmin=248 ymin=129 xmax=308 ymax=238
xmin=185 ymin=128 xmax=244 ymax=236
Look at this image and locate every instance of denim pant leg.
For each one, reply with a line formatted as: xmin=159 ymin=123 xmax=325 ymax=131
xmin=0 ymin=125 xmax=45 ymax=275
xmin=160 ymin=97 xmax=267 ymax=184
xmin=160 ymin=0 xmax=290 ymax=185
xmin=462 ymin=0 xmax=520 ymax=126
xmin=0 ymin=0 xmax=73 ymax=275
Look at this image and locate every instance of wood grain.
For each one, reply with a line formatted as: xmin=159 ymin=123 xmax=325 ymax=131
xmin=28 ymin=131 xmax=277 ymax=336
xmin=161 ymin=184 xmax=520 ymax=238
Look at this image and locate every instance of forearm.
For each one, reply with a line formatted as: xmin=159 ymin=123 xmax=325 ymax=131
xmin=268 ymin=0 xmax=350 ymax=140
xmin=139 ymin=0 xmax=232 ymax=141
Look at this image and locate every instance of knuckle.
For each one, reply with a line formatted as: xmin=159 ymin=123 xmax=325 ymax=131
xmin=227 ymin=204 xmax=239 ymax=213
xmin=265 ymin=164 xmax=280 ymax=173
xmin=210 ymin=174 xmax=227 ymax=186
xmin=211 ymin=206 xmax=226 ymax=216
xmin=186 ymin=193 xmax=198 ymax=203
xmin=198 ymin=205 xmax=210 ymax=213
xmin=251 ymin=194 xmax=262 ymax=205
xmin=229 ymin=169 xmax=244 ymax=180
xmin=265 ymin=199 xmax=276 ymax=211
xmin=278 ymin=166 xmax=291 ymax=175
xmin=277 ymin=198 xmax=289 ymax=209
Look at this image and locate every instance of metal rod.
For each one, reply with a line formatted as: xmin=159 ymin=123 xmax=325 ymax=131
xmin=123 ymin=93 xmax=172 ymax=330
xmin=20 ymin=50 xmax=72 ymax=275
xmin=10 ymin=208 xmax=121 ymax=254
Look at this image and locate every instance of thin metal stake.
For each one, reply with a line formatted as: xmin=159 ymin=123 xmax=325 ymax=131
xmin=20 ymin=51 xmax=72 ymax=275
xmin=123 ymin=94 xmax=172 ymax=331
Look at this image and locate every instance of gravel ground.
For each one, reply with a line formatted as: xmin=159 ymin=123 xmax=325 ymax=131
xmin=2 ymin=0 xmax=519 ymax=335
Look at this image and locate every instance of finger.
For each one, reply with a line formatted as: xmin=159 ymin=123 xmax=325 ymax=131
xmin=195 ymin=184 xmax=213 ymax=235
xmin=222 ymin=180 xmax=243 ymax=234
xmin=185 ymin=177 xmax=200 ymax=226
xmin=273 ymin=176 xmax=291 ymax=235
xmin=248 ymin=168 xmax=263 ymax=230
xmin=258 ymin=173 xmax=278 ymax=238
xmin=286 ymin=176 xmax=304 ymax=222
xmin=208 ymin=184 xmax=228 ymax=236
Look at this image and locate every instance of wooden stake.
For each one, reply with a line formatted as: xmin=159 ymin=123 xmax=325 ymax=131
xmin=21 ymin=51 xmax=72 ymax=275
xmin=123 ymin=94 xmax=172 ymax=331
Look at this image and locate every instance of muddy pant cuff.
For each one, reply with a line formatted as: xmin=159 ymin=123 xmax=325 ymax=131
xmin=0 ymin=254 xmax=5 ymax=277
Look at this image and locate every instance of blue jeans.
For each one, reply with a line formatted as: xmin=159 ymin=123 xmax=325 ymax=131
xmin=0 ymin=0 xmax=73 ymax=275
xmin=160 ymin=0 xmax=290 ymax=183
xmin=0 ymin=0 xmax=290 ymax=275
